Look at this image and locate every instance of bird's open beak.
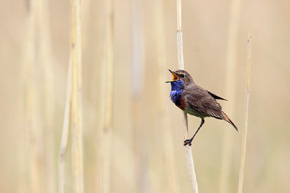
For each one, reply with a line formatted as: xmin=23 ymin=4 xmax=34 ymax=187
xmin=165 ymin=69 xmax=179 ymax=83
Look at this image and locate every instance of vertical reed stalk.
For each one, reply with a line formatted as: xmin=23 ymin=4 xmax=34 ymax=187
xmin=23 ymin=2 xmax=35 ymax=193
xmin=131 ymin=0 xmax=147 ymax=192
xmin=59 ymin=59 xmax=72 ymax=193
xmin=97 ymin=0 xmax=114 ymax=193
xmin=220 ymin=0 xmax=241 ymax=192
xmin=25 ymin=0 xmax=55 ymax=192
xmin=70 ymin=0 xmax=84 ymax=192
xmin=37 ymin=0 xmax=55 ymax=191
xmin=155 ymin=0 xmax=180 ymax=192
xmin=96 ymin=28 xmax=106 ymax=193
xmin=237 ymin=34 xmax=252 ymax=193
xmin=176 ymin=0 xmax=199 ymax=192
xmin=25 ymin=0 xmax=45 ymax=192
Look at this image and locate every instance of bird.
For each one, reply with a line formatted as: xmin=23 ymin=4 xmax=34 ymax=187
xmin=166 ymin=69 xmax=239 ymax=146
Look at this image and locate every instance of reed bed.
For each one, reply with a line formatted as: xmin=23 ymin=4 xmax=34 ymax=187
xmin=2 ymin=1 xmax=289 ymax=193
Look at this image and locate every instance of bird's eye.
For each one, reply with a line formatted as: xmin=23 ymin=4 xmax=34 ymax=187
xmin=180 ymin=74 xmax=185 ymax=78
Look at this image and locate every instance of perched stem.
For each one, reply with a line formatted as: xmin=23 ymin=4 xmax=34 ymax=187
xmin=176 ymin=0 xmax=184 ymax=70
xmin=237 ymin=34 xmax=252 ymax=193
xmin=176 ymin=0 xmax=199 ymax=192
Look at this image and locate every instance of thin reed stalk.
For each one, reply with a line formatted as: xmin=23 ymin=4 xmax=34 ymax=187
xmin=59 ymin=59 xmax=72 ymax=193
xmin=25 ymin=0 xmax=55 ymax=192
xmin=220 ymin=0 xmax=241 ymax=192
xmin=37 ymin=0 xmax=55 ymax=191
xmin=97 ymin=0 xmax=114 ymax=193
xmin=131 ymin=0 xmax=148 ymax=192
xmin=155 ymin=0 xmax=180 ymax=192
xmin=25 ymin=0 xmax=45 ymax=192
xmin=237 ymin=34 xmax=252 ymax=193
xmin=176 ymin=0 xmax=199 ymax=192
xmin=70 ymin=0 xmax=84 ymax=192
xmin=95 ymin=27 xmax=106 ymax=193
xmin=24 ymin=2 xmax=35 ymax=193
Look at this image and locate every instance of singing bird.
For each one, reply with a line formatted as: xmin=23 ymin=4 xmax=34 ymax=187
xmin=166 ymin=69 xmax=239 ymax=146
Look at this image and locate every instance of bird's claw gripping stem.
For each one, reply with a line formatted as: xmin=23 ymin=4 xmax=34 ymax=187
xmin=184 ymin=139 xmax=192 ymax=146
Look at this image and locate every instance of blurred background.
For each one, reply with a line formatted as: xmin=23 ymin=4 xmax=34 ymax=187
xmin=1 ymin=0 xmax=290 ymax=193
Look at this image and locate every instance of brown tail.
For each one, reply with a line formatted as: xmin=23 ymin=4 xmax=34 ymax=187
xmin=222 ymin=111 xmax=239 ymax=133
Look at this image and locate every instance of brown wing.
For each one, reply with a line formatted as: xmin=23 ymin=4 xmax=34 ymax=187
xmin=183 ymin=85 xmax=224 ymax=119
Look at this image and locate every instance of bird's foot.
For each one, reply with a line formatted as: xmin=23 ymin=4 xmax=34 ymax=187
xmin=184 ymin=139 xmax=192 ymax=146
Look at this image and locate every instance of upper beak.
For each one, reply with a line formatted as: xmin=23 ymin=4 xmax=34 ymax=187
xmin=165 ymin=69 xmax=179 ymax=83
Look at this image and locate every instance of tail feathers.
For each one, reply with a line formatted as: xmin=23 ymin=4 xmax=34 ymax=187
xmin=222 ymin=111 xmax=239 ymax=133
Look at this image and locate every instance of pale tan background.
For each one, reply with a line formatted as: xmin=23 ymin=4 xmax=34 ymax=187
xmin=0 ymin=0 xmax=290 ymax=193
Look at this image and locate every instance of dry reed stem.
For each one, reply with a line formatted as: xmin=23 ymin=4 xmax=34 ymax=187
xmin=95 ymin=6 xmax=109 ymax=193
xmin=155 ymin=0 xmax=180 ymax=192
xmin=25 ymin=0 xmax=55 ymax=192
xmin=95 ymin=31 xmax=107 ymax=193
xmin=237 ymin=34 xmax=252 ymax=193
xmin=70 ymin=0 xmax=84 ymax=192
xmin=97 ymin=0 xmax=114 ymax=193
xmin=37 ymin=0 xmax=55 ymax=191
xmin=59 ymin=59 xmax=72 ymax=193
xmin=176 ymin=0 xmax=199 ymax=192
xmin=25 ymin=0 xmax=44 ymax=192
xmin=131 ymin=0 xmax=147 ymax=192
xmin=132 ymin=3 xmax=148 ymax=193
xmin=220 ymin=0 xmax=241 ymax=192
xmin=24 ymin=2 xmax=35 ymax=193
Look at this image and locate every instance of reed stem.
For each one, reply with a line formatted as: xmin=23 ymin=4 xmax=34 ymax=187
xmin=97 ymin=0 xmax=114 ymax=193
xmin=176 ymin=0 xmax=199 ymax=192
xmin=155 ymin=0 xmax=180 ymax=192
xmin=25 ymin=0 xmax=44 ymax=192
xmin=237 ymin=34 xmax=252 ymax=193
xmin=37 ymin=0 xmax=55 ymax=191
xmin=220 ymin=0 xmax=241 ymax=192
xmin=59 ymin=59 xmax=72 ymax=193
xmin=131 ymin=0 xmax=147 ymax=192
xmin=70 ymin=0 xmax=84 ymax=192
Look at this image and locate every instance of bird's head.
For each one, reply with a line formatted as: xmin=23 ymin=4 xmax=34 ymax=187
xmin=166 ymin=69 xmax=194 ymax=88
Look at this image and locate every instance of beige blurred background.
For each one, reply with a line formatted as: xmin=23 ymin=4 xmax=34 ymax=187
xmin=1 ymin=0 xmax=290 ymax=193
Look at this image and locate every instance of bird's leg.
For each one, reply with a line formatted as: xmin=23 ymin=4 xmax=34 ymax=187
xmin=184 ymin=118 xmax=205 ymax=146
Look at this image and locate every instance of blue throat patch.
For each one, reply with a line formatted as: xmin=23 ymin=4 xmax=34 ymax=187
xmin=170 ymin=80 xmax=184 ymax=105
